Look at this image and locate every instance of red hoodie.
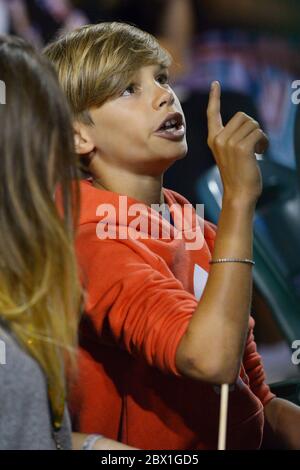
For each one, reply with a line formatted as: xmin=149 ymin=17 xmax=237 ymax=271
xmin=70 ymin=179 xmax=275 ymax=449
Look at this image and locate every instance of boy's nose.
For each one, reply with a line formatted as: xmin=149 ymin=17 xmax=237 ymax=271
xmin=153 ymin=87 xmax=175 ymax=110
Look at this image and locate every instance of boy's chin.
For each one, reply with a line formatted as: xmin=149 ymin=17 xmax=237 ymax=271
xmin=160 ymin=138 xmax=188 ymax=158
xmin=177 ymin=146 xmax=188 ymax=160
xmin=164 ymin=145 xmax=188 ymax=163
xmin=155 ymin=148 xmax=188 ymax=174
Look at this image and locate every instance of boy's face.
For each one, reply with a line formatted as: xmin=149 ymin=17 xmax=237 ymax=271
xmin=86 ymin=64 xmax=187 ymax=176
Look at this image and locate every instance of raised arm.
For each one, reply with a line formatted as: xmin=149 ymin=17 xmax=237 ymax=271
xmin=176 ymin=81 xmax=268 ymax=384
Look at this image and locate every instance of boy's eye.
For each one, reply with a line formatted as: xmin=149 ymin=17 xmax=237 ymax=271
xmin=121 ymin=84 xmax=136 ymax=96
xmin=156 ymin=73 xmax=169 ymax=85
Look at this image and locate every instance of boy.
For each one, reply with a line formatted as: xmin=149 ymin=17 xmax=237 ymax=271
xmin=45 ymin=22 xmax=300 ymax=449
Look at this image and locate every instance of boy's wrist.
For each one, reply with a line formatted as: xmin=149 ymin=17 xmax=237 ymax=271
xmin=222 ymin=194 xmax=257 ymax=212
xmin=221 ymin=196 xmax=257 ymax=221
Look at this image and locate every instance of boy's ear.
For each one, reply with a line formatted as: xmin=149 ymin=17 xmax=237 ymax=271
xmin=73 ymin=121 xmax=95 ymax=156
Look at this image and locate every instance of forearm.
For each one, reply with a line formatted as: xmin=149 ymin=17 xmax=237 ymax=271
xmin=158 ymin=0 xmax=195 ymax=77
xmin=176 ymin=198 xmax=255 ymax=384
xmin=264 ymin=397 xmax=300 ymax=449
xmin=8 ymin=0 xmax=42 ymax=45
xmin=159 ymin=0 xmax=194 ymax=51
xmin=72 ymin=433 xmax=137 ymax=450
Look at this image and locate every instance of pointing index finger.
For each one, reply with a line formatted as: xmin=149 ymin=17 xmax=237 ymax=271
xmin=207 ymin=81 xmax=223 ymax=138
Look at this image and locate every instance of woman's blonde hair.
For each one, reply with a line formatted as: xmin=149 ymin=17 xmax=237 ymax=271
xmin=0 ymin=36 xmax=82 ymax=429
xmin=44 ymin=22 xmax=171 ymax=125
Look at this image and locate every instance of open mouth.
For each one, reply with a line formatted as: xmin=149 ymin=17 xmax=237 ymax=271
xmin=157 ymin=112 xmax=183 ymax=132
xmin=155 ymin=112 xmax=185 ymax=141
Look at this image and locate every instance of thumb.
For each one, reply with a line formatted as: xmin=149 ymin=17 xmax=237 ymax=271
xmin=255 ymin=131 xmax=269 ymax=155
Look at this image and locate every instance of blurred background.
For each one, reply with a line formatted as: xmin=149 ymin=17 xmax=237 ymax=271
xmin=2 ymin=0 xmax=300 ymax=397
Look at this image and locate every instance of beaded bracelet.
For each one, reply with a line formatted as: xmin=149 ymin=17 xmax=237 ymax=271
xmin=81 ymin=434 xmax=104 ymax=450
xmin=209 ymin=258 xmax=255 ymax=266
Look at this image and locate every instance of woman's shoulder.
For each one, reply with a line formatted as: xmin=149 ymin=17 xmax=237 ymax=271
xmin=0 ymin=323 xmax=48 ymax=405
xmin=0 ymin=321 xmax=72 ymax=450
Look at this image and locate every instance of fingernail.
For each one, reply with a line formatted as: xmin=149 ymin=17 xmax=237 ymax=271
xmin=211 ymin=81 xmax=219 ymax=91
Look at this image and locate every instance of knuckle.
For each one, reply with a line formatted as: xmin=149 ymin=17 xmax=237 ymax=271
xmin=237 ymin=141 xmax=246 ymax=152
xmin=236 ymin=111 xmax=246 ymax=119
xmin=227 ymin=138 xmax=235 ymax=149
xmin=214 ymin=134 xmax=224 ymax=148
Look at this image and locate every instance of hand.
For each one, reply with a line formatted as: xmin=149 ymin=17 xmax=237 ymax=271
xmin=264 ymin=397 xmax=300 ymax=449
xmin=207 ymin=81 xmax=269 ymax=204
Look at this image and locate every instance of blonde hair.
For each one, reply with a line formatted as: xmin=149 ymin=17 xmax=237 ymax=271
xmin=44 ymin=22 xmax=171 ymax=125
xmin=0 ymin=36 xmax=82 ymax=429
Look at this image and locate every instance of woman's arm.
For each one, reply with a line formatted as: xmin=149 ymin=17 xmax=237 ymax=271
xmin=72 ymin=433 xmax=137 ymax=450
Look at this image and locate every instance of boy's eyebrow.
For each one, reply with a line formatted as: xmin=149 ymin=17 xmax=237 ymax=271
xmin=155 ymin=64 xmax=169 ymax=73
xmin=131 ymin=64 xmax=168 ymax=81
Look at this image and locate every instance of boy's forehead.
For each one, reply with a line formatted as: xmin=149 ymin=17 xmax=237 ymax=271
xmin=133 ymin=63 xmax=168 ymax=77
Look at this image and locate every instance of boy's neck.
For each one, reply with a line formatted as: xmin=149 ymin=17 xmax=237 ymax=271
xmin=92 ymin=167 xmax=164 ymax=206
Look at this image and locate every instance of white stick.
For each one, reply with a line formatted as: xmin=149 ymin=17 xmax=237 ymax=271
xmin=217 ymin=383 xmax=229 ymax=450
